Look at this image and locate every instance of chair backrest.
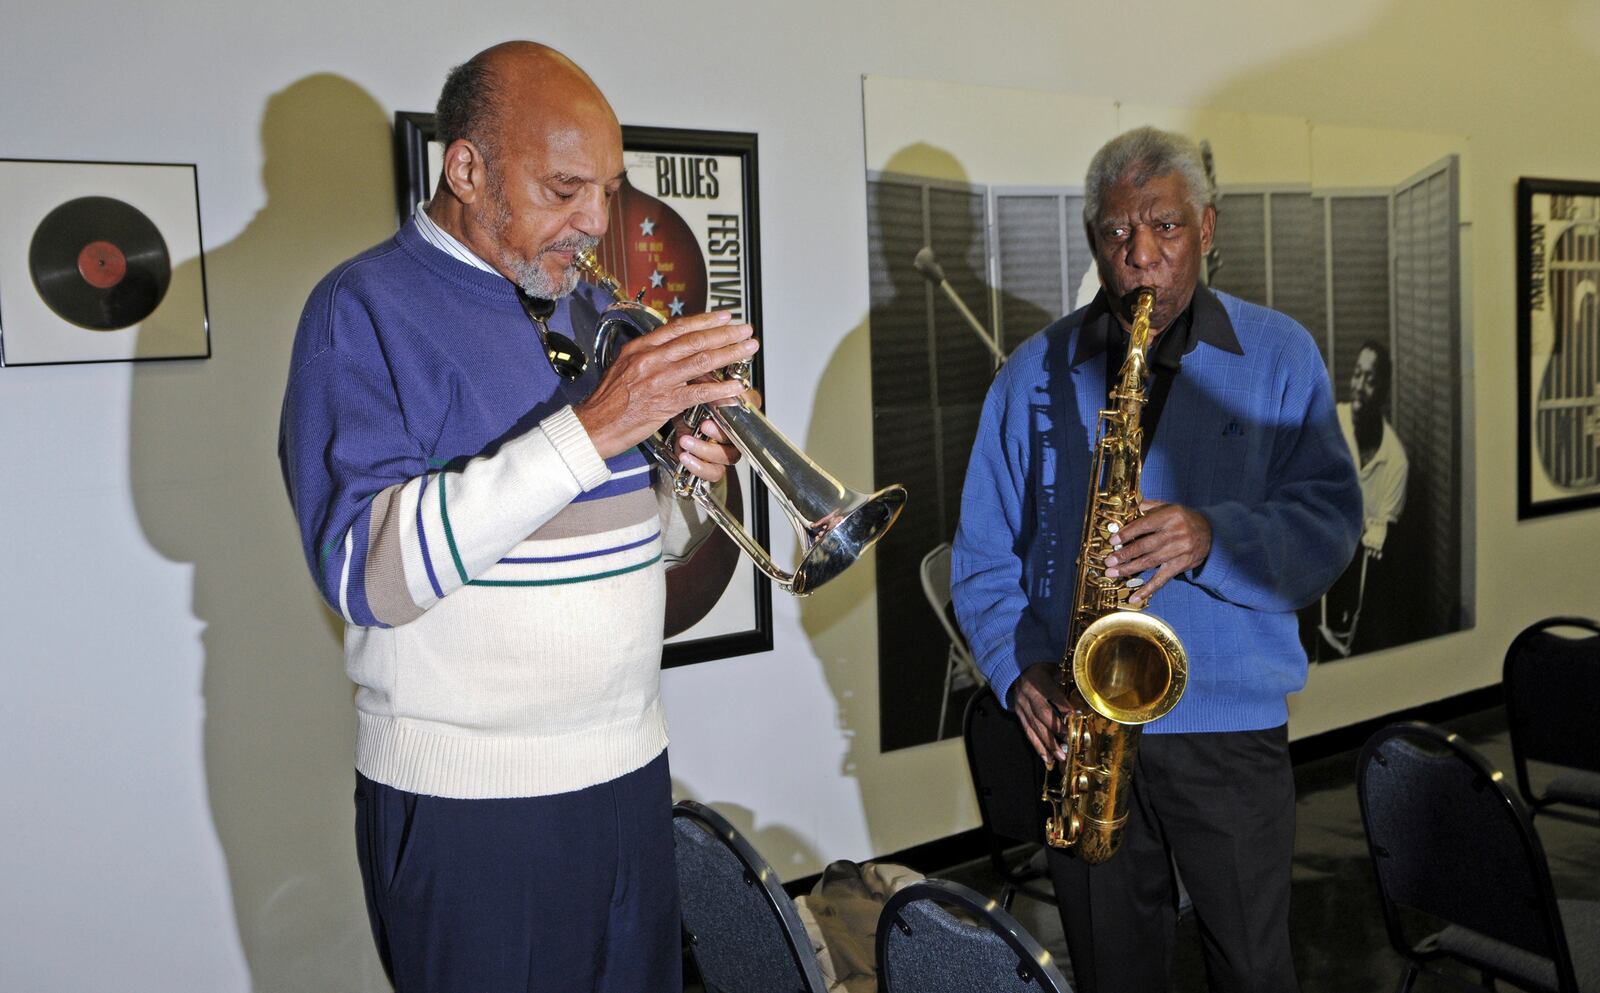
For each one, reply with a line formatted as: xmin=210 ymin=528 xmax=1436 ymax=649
xmin=1503 ymin=616 xmax=1600 ymax=788
xmin=920 ymin=542 xmax=953 ymax=611
xmin=920 ymin=543 xmax=975 ymax=665
xmin=1357 ymin=722 xmax=1578 ymax=991
xmin=876 ymin=878 xmax=1072 ymax=993
xmin=672 ymin=801 xmax=828 ymax=993
xmin=964 ymin=689 xmax=1048 ymax=853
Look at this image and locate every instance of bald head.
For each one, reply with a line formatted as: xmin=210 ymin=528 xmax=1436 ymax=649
xmin=435 ymin=41 xmax=617 ymax=171
xmin=427 ymin=41 xmax=625 ymax=298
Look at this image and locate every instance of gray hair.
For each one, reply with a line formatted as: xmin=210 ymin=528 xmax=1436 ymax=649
xmin=436 ymin=53 xmax=504 ymax=168
xmin=1083 ymin=126 xmax=1213 ymax=228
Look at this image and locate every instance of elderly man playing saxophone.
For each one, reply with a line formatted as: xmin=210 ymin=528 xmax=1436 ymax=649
xmin=952 ymin=126 xmax=1361 ymax=993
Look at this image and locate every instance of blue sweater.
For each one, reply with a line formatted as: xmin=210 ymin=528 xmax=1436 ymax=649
xmin=951 ymin=291 xmax=1361 ymax=733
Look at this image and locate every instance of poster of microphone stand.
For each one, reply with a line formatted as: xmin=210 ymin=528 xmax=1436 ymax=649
xmin=393 ymin=114 xmax=772 ymax=667
xmin=1516 ymin=177 xmax=1600 ymax=520
xmin=861 ymin=79 xmax=1473 ymax=750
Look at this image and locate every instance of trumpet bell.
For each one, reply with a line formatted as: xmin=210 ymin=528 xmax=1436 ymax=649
xmin=789 ymin=484 xmax=907 ymax=596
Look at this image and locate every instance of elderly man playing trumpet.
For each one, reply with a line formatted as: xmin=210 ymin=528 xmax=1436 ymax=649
xmin=279 ymin=41 xmax=753 ymax=992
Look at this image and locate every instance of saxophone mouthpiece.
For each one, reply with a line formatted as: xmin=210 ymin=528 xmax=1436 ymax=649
xmin=1114 ymin=287 xmax=1157 ymax=325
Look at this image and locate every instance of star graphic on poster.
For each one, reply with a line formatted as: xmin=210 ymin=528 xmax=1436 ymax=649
xmin=650 ymin=270 xmax=664 ymax=288
xmin=669 ymin=297 xmax=685 ymax=316
xmin=639 ymin=217 xmax=655 ymax=237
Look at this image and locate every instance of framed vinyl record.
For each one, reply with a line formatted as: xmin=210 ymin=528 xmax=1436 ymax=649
xmin=0 ymin=159 xmax=210 ymax=366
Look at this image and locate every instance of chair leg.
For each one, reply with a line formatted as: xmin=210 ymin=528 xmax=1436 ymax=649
xmin=1478 ymin=969 xmax=1496 ymax=990
xmin=1000 ymin=882 xmax=1016 ymax=913
xmin=937 ymin=649 xmax=956 ymax=738
xmin=1394 ymin=963 xmax=1419 ymax=993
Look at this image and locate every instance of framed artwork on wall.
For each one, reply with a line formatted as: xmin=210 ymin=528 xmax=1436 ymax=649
xmin=0 ymin=158 xmax=210 ymax=367
xmin=393 ymin=113 xmax=772 ymax=667
xmin=1516 ymin=177 xmax=1600 ymax=519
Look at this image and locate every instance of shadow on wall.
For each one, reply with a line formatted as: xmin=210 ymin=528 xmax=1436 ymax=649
xmin=671 ymin=779 xmax=822 ymax=876
xmin=128 ymin=74 xmax=396 ymax=992
xmin=797 ymin=143 xmax=1054 ymax=852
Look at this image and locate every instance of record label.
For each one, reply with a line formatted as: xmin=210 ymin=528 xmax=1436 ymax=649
xmin=77 ymin=240 xmax=128 ymax=289
xmin=28 ymin=195 xmax=171 ymax=331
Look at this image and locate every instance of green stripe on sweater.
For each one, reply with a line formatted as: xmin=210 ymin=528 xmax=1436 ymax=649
xmin=439 ymin=471 xmax=469 ymax=584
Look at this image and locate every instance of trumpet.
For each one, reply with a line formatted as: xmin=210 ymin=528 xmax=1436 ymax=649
xmin=575 ymin=250 xmax=907 ymax=596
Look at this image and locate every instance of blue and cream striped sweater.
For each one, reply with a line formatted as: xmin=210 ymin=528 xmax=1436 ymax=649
xmin=279 ymin=220 xmax=710 ymax=798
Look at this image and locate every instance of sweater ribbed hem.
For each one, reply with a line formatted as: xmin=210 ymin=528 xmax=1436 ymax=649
xmin=354 ymin=697 xmax=669 ymax=799
xmin=541 ymin=406 xmax=611 ymax=492
xmin=1146 ymin=697 xmax=1291 ymax=735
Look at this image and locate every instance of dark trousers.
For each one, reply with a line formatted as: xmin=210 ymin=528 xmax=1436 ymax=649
xmin=1047 ymin=727 xmax=1298 ymax=993
xmin=355 ymin=750 xmax=681 ymax=993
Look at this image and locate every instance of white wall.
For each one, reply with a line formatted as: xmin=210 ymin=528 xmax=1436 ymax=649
xmin=2 ymin=1 xmax=1597 ymax=990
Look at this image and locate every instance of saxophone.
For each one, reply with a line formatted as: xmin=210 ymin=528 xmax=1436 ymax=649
xmin=1041 ymin=287 xmax=1188 ymax=864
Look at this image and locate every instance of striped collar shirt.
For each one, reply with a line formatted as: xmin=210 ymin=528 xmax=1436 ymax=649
xmin=413 ymin=202 xmax=500 ymax=276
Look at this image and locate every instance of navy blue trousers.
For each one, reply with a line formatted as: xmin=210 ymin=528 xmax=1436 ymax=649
xmin=355 ymin=751 xmax=681 ymax=993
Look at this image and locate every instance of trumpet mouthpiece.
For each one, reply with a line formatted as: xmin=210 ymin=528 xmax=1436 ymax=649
xmin=574 ymin=250 xmax=622 ymax=296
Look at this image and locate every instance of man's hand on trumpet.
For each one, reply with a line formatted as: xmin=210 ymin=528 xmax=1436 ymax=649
xmin=668 ymin=384 xmax=763 ymax=485
xmin=574 ymin=309 xmax=758 ymax=463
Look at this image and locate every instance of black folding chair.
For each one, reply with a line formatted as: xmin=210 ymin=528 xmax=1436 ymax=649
xmin=672 ymin=800 xmax=828 ymax=993
xmin=1357 ymin=722 xmax=1600 ymax=992
xmin=876 ymin=878 xmax=1073 ymax=993
xmin=1504 ymin=616 xmax=1600 ymax=823
xmin=962 ymin=689 xmax=1057 ymax=911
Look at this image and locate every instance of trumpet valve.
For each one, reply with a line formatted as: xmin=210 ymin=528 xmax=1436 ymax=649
xmin=722 ymin=358 xmax=753 ymax=388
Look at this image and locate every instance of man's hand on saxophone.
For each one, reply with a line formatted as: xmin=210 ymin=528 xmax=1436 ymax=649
xmin=1008 ymin=663 xmax=1073 ymax=766
xmin=1102 ymin=498 xmax=1213 ymax=605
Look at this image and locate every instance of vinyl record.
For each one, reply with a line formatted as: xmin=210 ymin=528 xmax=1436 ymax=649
xmin=28 ymin=195 xmax=171 ymax=331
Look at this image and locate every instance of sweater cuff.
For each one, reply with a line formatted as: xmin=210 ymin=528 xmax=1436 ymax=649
xmin=541 ymin=406 xmax=611 ymax=492
xmin=1187 ymin=502 xmax=1238 ymax=592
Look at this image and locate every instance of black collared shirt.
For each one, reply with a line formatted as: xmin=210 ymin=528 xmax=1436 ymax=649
xmin=1075 ymin=285 xmax=1243 ymax=452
